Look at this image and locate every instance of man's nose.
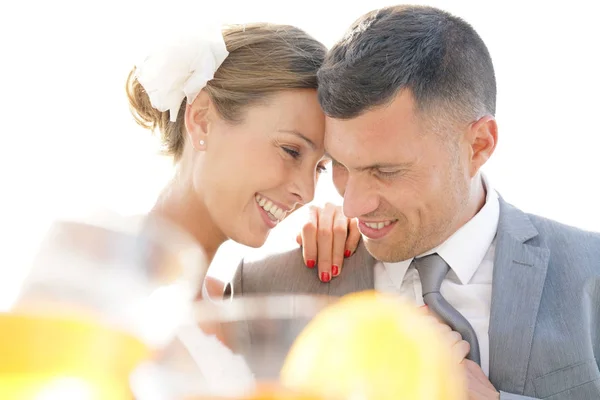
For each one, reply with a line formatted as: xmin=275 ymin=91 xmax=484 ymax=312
xmin=342 ymin=175 xmax=379 ymax=219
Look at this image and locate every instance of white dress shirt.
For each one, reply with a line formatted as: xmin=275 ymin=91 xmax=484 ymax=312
xmin=374 ymin=173 xmax=499 ymax=376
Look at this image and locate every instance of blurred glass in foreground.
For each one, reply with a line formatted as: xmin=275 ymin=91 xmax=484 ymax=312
xmin=132 ymin=294 xmax=338 ymax=400
xmin=1 ymin=214 xmax=207 ymax=399
xmin=151 ymin=291 xmax=467 ymax=400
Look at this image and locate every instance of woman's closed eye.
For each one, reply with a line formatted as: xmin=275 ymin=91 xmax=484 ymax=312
xmin=283 ymin=147 xmax=301 ymax=159
xmin=283 ymin=146 xmax=327 ymax=174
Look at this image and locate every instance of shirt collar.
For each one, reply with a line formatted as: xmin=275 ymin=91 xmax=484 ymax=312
xmin=382 ymin=172 xmax=499 ymax=285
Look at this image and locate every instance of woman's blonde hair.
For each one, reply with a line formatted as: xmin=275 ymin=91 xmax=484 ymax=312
xmin=126 ymin=23 xmax=327 ymax=160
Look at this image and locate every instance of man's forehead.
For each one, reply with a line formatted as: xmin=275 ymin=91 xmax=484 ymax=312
xmin=324 ymin=133 xmax=404 ymax=168
xmin=324 ymin=125 xmax=424 ymax=169
xmin=325 ymin=94 xmax=422 ymax=141
xmin=324 ymin=120 xmax=410 ymax=150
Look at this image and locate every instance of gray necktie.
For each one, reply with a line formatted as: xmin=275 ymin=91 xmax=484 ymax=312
xmin=412 ymin=253 xmax=481 ymax=365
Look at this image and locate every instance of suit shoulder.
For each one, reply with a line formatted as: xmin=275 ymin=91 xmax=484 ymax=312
xmin=527 ymin=212 xmax=600 ymax=244
xmin=526 ymin=212 xmax=600 ymax=274
xmin=243 ymin=246 xmax=305 ymax=271
xmin=233 ymin=246 xmax=318 ymax=295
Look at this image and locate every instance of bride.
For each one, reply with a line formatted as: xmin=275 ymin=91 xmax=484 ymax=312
xmin=122 ymin=22 xmax=363 ymax=395
xmin=126 ymin=22 xmax=359 ymax=297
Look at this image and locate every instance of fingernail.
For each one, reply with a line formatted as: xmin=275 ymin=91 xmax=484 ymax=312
xmin=306 ymin=260 xmax=316 ymax=268
xmin=321 ymin=272 xmax=330 ymax=282
xmin=344 ymin=249 xmax=351 ymax=258
xmin=332 ymin=265 xmax=339 ymax=276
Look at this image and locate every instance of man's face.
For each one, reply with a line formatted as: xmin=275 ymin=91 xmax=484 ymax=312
xmin=325 ymin=90 xmax=474 ymax=262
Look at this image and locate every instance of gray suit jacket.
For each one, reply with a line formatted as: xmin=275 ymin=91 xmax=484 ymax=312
xmin=230 ymin=198 xmax=600 ymax=400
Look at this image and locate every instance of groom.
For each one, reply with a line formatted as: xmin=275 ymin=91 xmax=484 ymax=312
xmin=229 ymin=5 xmax=600 ymax=399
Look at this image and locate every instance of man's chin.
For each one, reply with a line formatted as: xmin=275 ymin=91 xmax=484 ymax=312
xmin=363 ymin=238 xmax=408 ymax=263
xmin=363 ymin=236 xmax=414 ymax=263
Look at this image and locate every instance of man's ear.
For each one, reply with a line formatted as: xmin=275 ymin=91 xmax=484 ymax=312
xmin=466 ymin=115 xmax=498 ymax=177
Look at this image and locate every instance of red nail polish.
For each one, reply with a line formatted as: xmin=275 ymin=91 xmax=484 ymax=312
xmin=321 ymin=272 xmax=330 ymax=282
xmin=332 ymin=265 xmax=339 ymax=276
xmin=306 ymin=260 xmax=316 ymax=268
xmin=344 ymin=249 xmax=351 ymax=258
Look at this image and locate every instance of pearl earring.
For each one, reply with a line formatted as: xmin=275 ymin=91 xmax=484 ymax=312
xmin=199 ymin=139 xmax=205 ymax=146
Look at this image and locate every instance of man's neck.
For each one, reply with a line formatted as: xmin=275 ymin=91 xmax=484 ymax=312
xmin=436 ymin=174 xmax=488 ymax=253
xmin=467 ymin=174 xmax=488 ymax=221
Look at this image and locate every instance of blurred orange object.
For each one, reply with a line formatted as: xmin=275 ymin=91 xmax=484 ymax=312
xmin=281 ymin=290 xmax=467 ymax=400
xmin=185 ymin=382 xmax=326 ymax=400
xmin=0 ymin=313 xmax=151 ymax=399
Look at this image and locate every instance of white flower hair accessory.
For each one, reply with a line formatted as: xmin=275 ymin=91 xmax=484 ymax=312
xmin=134 ymin=24 xmax=229 ymax=122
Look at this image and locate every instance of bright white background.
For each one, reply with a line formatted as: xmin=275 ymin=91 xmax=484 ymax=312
xmin=1 ymin=0 xmax=598 ymax=308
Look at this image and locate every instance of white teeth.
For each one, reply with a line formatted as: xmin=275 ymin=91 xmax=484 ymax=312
xmin=364 ymin=221 xmax=393 ymax=230
xmin=264 ymin=200 xmax=273 ymax=212
xmin=255 ymin=195 xmax=286 ymax=222
xmin=273 ymin=208 xmax=284 ymax=220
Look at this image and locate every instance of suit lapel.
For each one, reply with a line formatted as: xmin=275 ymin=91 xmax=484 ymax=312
xmin=488 ymin=198 xmax=550 ymax=394
xmin=328 ymin=243 xmax=376 ymax=296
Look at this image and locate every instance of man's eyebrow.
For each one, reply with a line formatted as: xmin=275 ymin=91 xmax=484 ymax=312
xmin=359 ymin=162 xmax=414 ymax=170
xmin=277 ymin=129 xmax=316 ymax=150
xmin=324 ymin=154 xmax=413 ymax=171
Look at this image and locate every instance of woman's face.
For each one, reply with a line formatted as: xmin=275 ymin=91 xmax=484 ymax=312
xmin=193 ymin=89 xmax=326 ymax=247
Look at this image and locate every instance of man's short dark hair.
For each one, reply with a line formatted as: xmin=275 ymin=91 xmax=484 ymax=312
xmin=317 ymin=5 xmax=496 ymax=123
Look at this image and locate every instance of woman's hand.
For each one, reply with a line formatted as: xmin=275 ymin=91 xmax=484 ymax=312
xmin=296 ymin=203 xmax=361 ymax=282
